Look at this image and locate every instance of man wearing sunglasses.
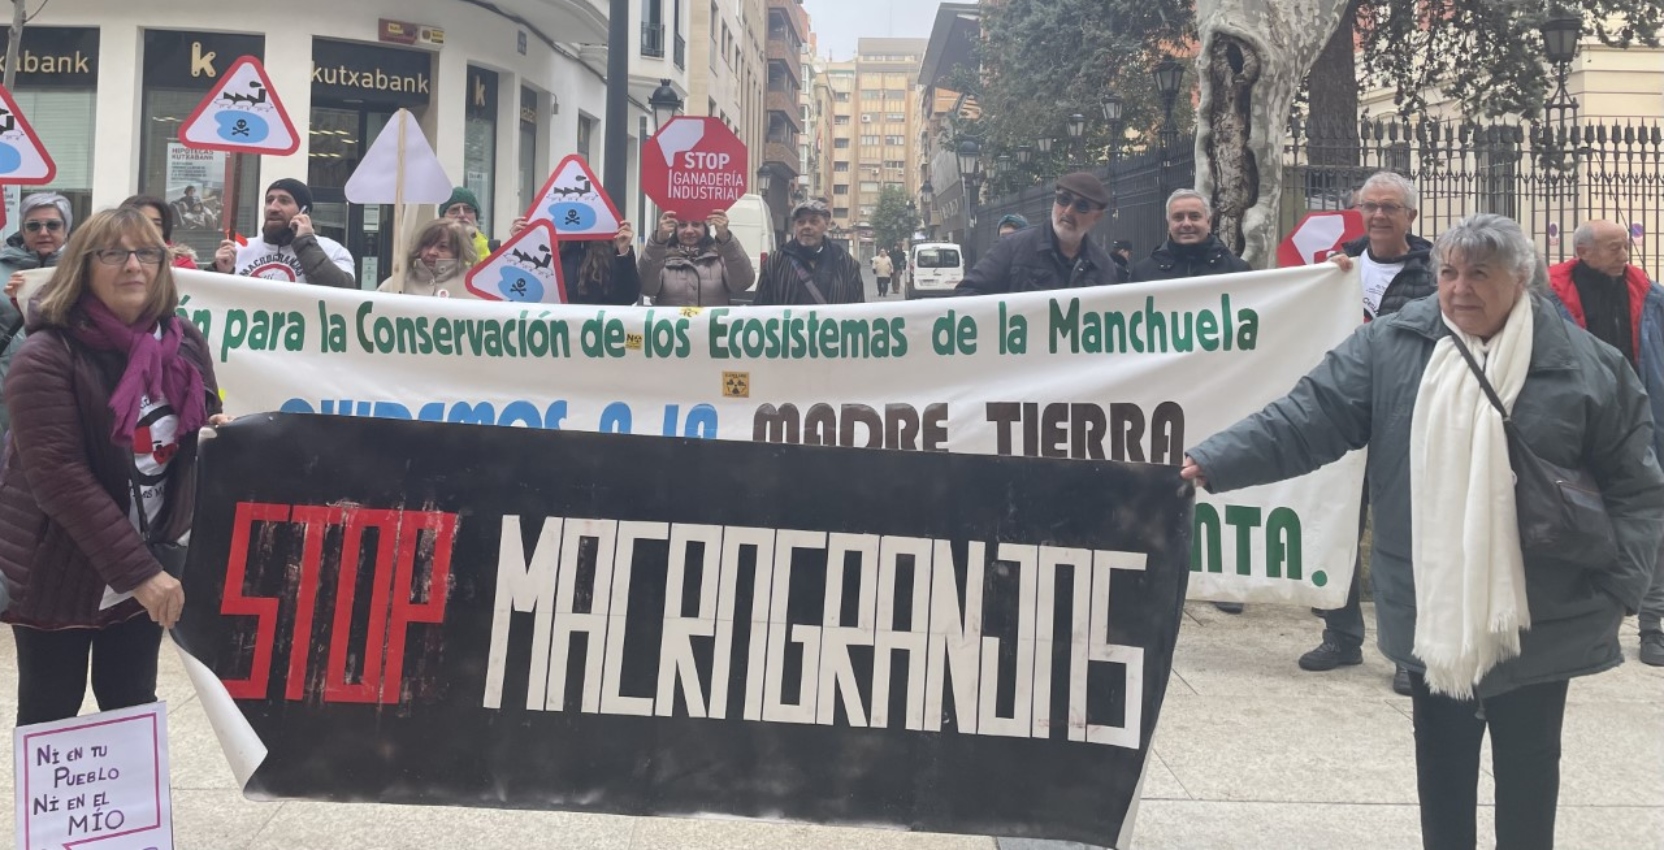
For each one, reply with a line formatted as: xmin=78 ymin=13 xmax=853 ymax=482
xmin=957 ymin=172 xmax=1122 ymax=296
xmin=0 ymin=192 xmax=74 ymax=435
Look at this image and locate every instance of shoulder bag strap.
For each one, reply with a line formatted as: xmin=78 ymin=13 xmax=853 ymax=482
xmin=1444 ymin=329 xmax=1510 ymax=422
xmin=787 ymin=255 xmax=828 ymax=305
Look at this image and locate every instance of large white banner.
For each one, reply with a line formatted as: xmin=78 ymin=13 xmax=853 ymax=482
xmin=168 ymin=265 xmax=1367 ymax=606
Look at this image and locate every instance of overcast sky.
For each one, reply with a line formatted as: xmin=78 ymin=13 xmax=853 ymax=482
xmin=800 ymin=0 xmax=940 ymax=60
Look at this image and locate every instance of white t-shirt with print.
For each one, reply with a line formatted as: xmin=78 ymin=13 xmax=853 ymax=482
xmin=1358 ymin=251 xmax=1406 ymax=319
xmin=232 ymin=235 xmax=355 ymax=284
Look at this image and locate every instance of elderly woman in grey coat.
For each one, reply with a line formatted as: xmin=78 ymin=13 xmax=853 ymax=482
xmin=638 ymin=209 xmax=755 ymax=307
xmin=1182 ymin=214 xmax=1664 ymax=850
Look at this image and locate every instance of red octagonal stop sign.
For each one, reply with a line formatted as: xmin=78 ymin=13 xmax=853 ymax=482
xmin=642 ymin=116 xmax=750 ymax=222
xmin=1277 ymin=209 xmax=1366 ymax=267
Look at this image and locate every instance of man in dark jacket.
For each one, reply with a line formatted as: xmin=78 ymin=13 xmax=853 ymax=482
xmin=1303 ymin=170 xmax=1430 ymax=694
xmin=754 ymin=199 xmax=864 ymax=305
xmin=1128 ymin=189 xmax=1251 ymax=282
xmin=956 ymin=172 xmax=1121 ymax=295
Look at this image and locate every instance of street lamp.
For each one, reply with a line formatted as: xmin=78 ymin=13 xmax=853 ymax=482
xmin=648 ymin=78 xmax=683 ymax=129
xmin=757 ymin=165 xmax=773 ymax=194
xmin=1036 ymin=136 xmax=1055 ymax=156
xmin=1100 ymin=91 xmax=1124 ymax=161
xmin=920 ymin=179 xmax=934 ymax=206
xmin=1538 ymin=7 xmax=1583 ymax=173
xmin=1153 ymin=58 xmax=1184 ymax=152
xmin=956 ymin=138 xmax=981 ymax=179
xmin=1066 ymin=113 xmax=1087 ymax=141
xmin=1016 ymin=144 xmax=1033 ymax=166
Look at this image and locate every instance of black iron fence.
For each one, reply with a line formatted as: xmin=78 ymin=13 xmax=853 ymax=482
xmin=967 ymin=116 xmax=1664 ymax=270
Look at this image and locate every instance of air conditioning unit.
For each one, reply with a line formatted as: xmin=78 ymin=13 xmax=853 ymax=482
xmin=860 ymin=114 xmax=872 ymax=124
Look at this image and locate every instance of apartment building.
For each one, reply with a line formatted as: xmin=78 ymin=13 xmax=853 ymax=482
xmin=848 ymin=38 xmax=926 ymax=237
xmin=688 ymin=0 xmax=767 ymax=190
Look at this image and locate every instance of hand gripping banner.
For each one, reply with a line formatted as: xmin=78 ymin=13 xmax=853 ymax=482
xmin=172 ymin=415 xmax=1192 ymax=846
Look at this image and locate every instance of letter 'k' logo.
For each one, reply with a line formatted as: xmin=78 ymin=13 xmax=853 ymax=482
xmin=473 ymin=77 xmax=487 ymax=108
xmin=192 ymin=42 xmax=218 ymax=78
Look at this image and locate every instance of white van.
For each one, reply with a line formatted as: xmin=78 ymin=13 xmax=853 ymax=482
xmin=906 ymin=242 xmax=965 ymax=298
xmin=723 ymin=194 xmax=776 ymax=303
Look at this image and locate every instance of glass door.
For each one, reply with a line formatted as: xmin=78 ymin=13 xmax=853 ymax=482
xmin=308 ymin=105 xmax=394 ymax=288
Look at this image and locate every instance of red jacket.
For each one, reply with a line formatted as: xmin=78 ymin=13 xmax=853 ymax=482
xmin=0 ymin=314 xmax=219 ymax=629
xmin=1546 ymin=259 xmax=1649 ymax=366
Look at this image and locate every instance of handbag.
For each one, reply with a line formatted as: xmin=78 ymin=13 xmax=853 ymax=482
xmin=130 ymin=477 xmax=187 ymax=579
xmin=1445 ymin=331 xmax=1618 ymax=567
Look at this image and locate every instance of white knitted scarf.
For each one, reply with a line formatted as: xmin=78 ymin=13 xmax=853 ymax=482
xmin=1408 ymin=293 xmax=1535 ymax=699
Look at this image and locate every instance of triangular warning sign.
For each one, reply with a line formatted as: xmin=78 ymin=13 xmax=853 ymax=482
xmin=178 ymin=56 xmax=301 ymax=156
xmin=465 ymin=220 xmax=567 ymax=303
xmin=0 ymin=84 xmax=56 ymax=184
xmin=344 ymin=108 xmax=453 ymax=204
xmin=522 ymin=155 xmax=622 ymax=242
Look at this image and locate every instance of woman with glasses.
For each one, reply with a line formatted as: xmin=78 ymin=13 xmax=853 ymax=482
xmin=0 ymin=207 xmax=226 ymax=725
xmin=121 ymin=194 xmax=199 ymax=271
xmin=0 ymin=193 xmax=74 ymax=435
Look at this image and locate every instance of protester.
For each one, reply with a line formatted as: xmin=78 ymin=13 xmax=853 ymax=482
xmin=441 ymin=187 xmax=495 ymax=265
xmin=0 ymin=207 xmax=229 ymax=725
xmin=0 ymin=193 xmax=75 ymax=434
xmin=956 ymin=172 xmax=1120 ymax=295
xmin=872 ymin=249 xmax=894 ymax=297
xmin=1183 ymin=214 xmax=1664 ymax=850
xmin=1128 ymin=189 xmax=1251 ymax=282
xmin=377 ymin=219 xmax=478 ymax=299
xmin=996 ymin=213 xmax=1029 ymax=237
xmin=212 ymin=179 xmax=355 ymax=287
xmin=122 ymin=195 xmax=197 ymax=270
xmin=890 ymin=244 xmax=908 ymax=287
xmin=507 ymin=217 xmax=641 ymax=304
xmin=753 ymin=199 xmax=864 ymax=305
xmin=1109 ymin=239 xmax=1133 ymax=278
xmin=1302 ymin=171 xmax=1433 ymax=694
xmin=1547 ymin=218 xmax=1664 ymax=667
xmin=638 ymin=210 xmax=754 ymax=307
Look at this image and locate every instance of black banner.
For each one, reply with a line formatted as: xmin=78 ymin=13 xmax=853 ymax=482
xmin=175 ymin=415 xmax=1191 ymax=845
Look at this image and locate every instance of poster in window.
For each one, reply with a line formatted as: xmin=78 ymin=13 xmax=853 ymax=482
xmin=165 ymin=142 xmax=226 ymax=234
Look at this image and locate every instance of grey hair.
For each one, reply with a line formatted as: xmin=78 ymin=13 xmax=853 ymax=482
xmin=19 ymin=192 xmax=72 ymax=232
xmin=1359 ymin=171 xmax=1418 ymax=212
xmin=1165 ymin=188 xmax=1211 ymax=218
xmin=1431 ymin=214 xmax=1537 ymax=288
xmin=1571 ymin=221 xmax=1599 ymax=251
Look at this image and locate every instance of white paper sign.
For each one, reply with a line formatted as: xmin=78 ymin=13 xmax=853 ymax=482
xmin=343 ymin=108 xmax=453 ymax=205
xmin=14 ymin=702 xmax=174 ymax=850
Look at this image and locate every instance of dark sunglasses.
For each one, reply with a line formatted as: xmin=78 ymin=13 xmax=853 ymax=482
xmin=24 ymin=219 xmax=64 ymax=233
xmin=1054 ymin=191 xmax=1101 ymax=214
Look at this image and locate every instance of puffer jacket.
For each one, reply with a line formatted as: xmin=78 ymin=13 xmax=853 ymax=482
xmin=1342 ymin=233 xmax=1435 ymax=318
xmin=1546 ymin=260 xmax=1664 ymax=468
xmin=638 ymin=235 xmax=756 ymax=307
xmin=377 ymin=260 xmax=475 ymax=300
xmin=1189 ymin=293 xmax=1664 ymax=699
xmin=0 ymin=237 xmax=61 ymax=434
xmin=956 ymin=219 xmax=1121 ymax=295
xmin=1128 ymin=234 xmax=1250 ymax=282
xmin=0 ymin=312 xmax=221 ymax=629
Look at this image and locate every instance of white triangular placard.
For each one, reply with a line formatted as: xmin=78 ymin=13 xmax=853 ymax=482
xmin=343 ymin=109 xmax=454 ymax=205
xmin=0 ymin=84 xmax=55 ymax=184
xmin=465 ymin=220 xmax=566 ymax=303
xmin=178 ymin=56 xmax=300 ymax=156
xmin=522 ymin=155 xmax=622 ymax=241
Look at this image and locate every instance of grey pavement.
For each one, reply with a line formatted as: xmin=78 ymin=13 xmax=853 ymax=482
xmin=3 ymin=603 xmax=1659 ymax=849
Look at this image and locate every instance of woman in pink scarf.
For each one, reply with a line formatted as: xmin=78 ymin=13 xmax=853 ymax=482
xmin=0 ymin=207 xmax=227 ymax=725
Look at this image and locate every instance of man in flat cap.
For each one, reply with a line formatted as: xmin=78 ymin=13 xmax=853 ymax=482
xmin=1128 ymin=188 xmax=1250 ymax=282
xmin=956 ymin=172 xmax=1124 ymax=295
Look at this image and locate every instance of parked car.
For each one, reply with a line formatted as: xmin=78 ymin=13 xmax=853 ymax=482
xmin=906 ymin=242 xmax=964 ymax=298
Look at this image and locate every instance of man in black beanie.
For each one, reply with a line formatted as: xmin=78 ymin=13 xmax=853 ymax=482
xmin=213 ymin=178 xmax=355 ymax=287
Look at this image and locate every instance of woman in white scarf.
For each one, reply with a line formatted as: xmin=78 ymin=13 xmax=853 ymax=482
xmin=377 ymin=219 xmax=479 ymax=299
xmin=1181 ymin=214 xmax=1664 ymax=850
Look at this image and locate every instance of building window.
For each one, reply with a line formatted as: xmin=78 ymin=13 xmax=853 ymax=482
xmin=884 ymin=135 xmax=905 ymax=146
xmin=834 ymin=115 xmax=850 ymax=126
xmin=859 ymin=134 xmax=878 ymax=145
xmin=464 ymin=66 xmax=499 ymax=235
xmin=642 ymin=0 xmax=665 ymax=57
xmin=885 ymin=90 xmax=905 ymax=99
xmin=884 ymin=160 xmax=905 ymax=169
xmin=835 ymin=92 xmax=850 ymax=102
xmin=834 ymin=138 xmax=850 ymax=149
xmin=859 ymin=181 xmax=879 ymax=191
xmin=577 ymin=114 xmax=597 ymax=161
xmin=834 ymin=206 xmax=849 ymax=218
xmin=518 ymin=87 xmax=541 ymax=215
xmin=138 ymin=29 xmax=260 ymax=260
xmin=3 ymin=26 xmax=99 ymax=235
xmin=833 ymin=162 xmax=850 ymax=172
xmin=833 ymin=184 xmax=849 ymax=195
xmin=860 ymin=90 xmax=880 ymax=100
xmin=886 ymin=113 xmax=905 ymax=122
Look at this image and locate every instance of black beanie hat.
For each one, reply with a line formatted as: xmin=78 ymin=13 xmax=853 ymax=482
xmin=267 ymin=178 xmax=314 ymax=212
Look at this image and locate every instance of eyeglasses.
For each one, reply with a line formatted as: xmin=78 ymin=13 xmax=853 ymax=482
xmin=91 ymin=248 xmax=167 ymax=266
xmin=1054 ymin=191 xmax=1101 ymax=213
xmin=1357 ymin=202 xmax=1407 ymax=216
xmin=24 ymin=219 xmax=64 ymax=233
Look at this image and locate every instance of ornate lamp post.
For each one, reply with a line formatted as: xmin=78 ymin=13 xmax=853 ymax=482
xmin=648 ymin=79 xmax=683 ymax=129
xmin=1153 ymin=58 xmax=1185 ymax=202
xmin=956 ymin=138 xmax=982 ymax=234
xmin=1066 ymin=112 xmax=1087 ymax=169
xmin=1538 ymin=7 xmax=1582 ymax=172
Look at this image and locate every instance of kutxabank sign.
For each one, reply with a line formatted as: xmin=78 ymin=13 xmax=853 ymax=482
xmin=176 ymin=416 xmax=1192 ymax=846
xmin=169 ymin=264 xmax=1365 ymax=606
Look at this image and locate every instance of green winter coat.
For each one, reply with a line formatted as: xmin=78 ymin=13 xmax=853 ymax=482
xmin=1189 ymin=293 xmax=1664 ymax=698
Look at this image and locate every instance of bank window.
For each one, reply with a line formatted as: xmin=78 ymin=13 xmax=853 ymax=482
xmin=519 ymin=87 xmax=541 ymax=215
xmin=463 ymin=67 xmax=499 ymax=236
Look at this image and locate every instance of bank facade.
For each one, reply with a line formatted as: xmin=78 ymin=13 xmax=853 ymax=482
xmin=4 ymin=0 xmax=663 ymax=286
